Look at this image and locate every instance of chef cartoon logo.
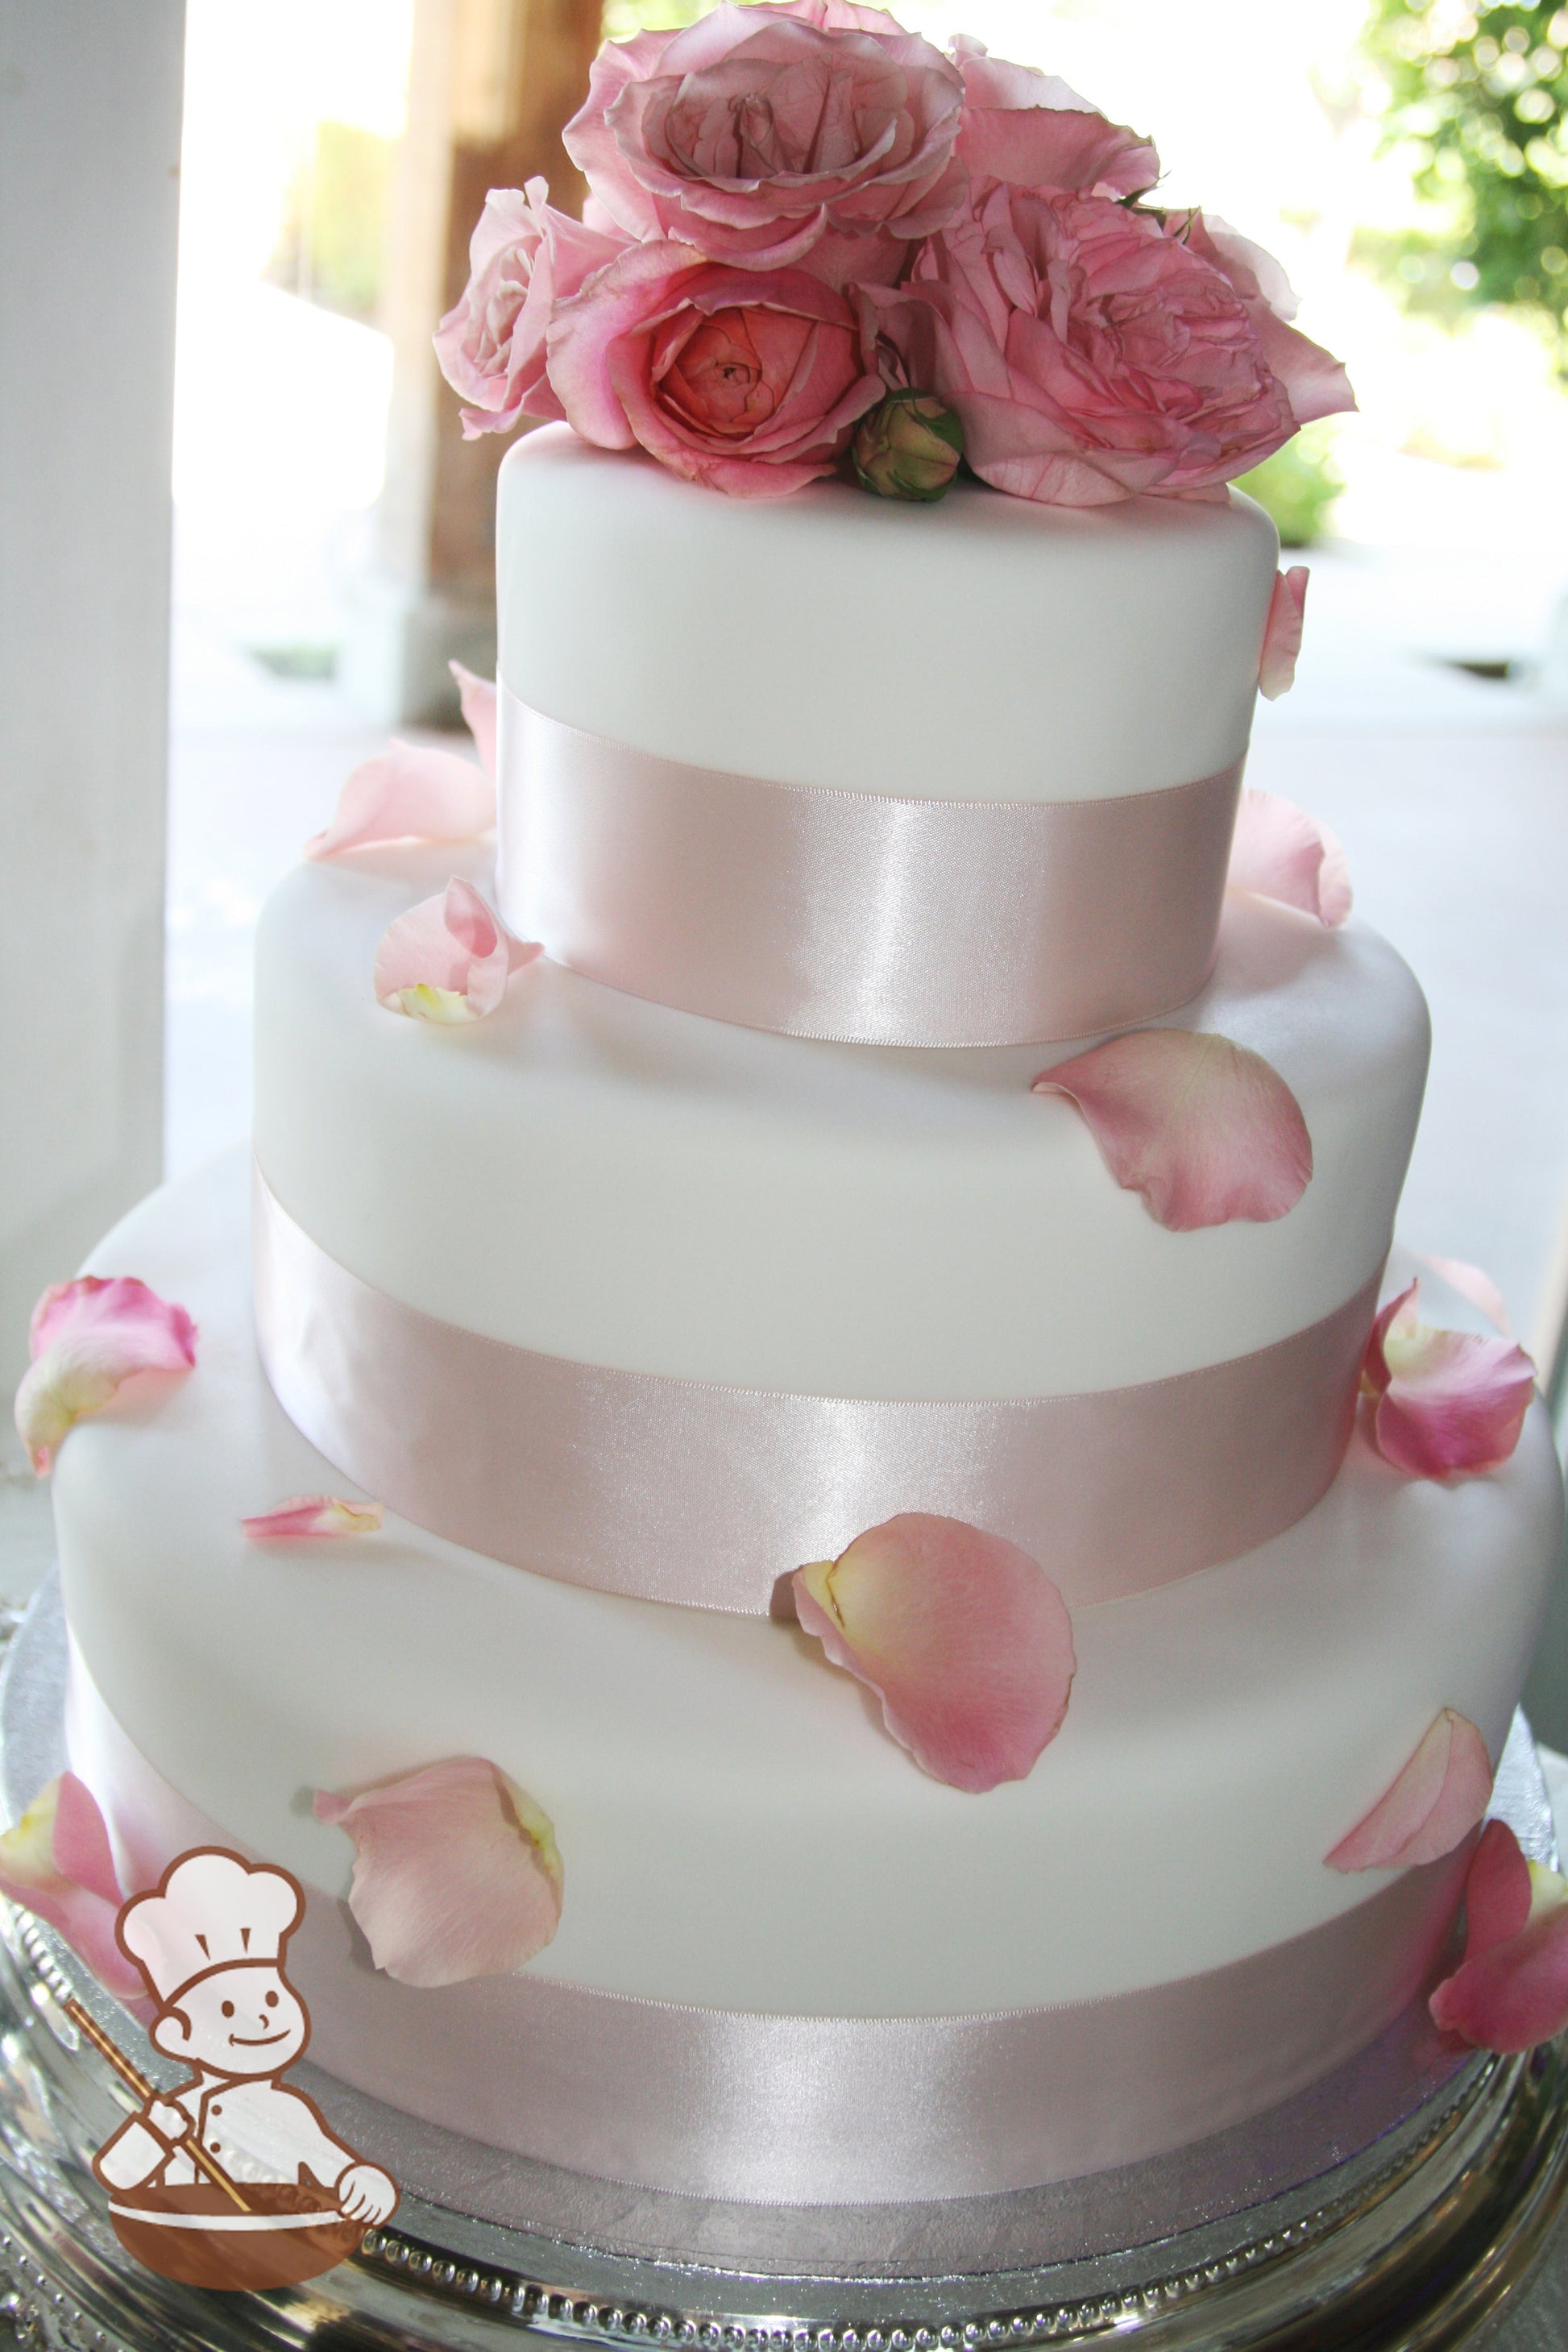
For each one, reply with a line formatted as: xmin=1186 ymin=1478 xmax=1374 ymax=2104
xmin=87 ymin=1847 xmax=398 ymax=2292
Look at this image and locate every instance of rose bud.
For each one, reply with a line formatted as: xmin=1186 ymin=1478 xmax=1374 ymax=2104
xmin=852 ymin=388 xmax=964 ymax=503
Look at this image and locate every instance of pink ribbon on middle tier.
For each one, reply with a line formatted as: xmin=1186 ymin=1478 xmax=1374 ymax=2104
xmin=254 ymin=1170 xmax=1378 ymax=1615
xmin=496 ymin=690 xmax=1245 ymax=1048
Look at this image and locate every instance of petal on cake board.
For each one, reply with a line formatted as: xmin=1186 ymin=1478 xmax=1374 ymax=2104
xmin=306 ymin=741 xmax=497 ymax=861
xmin=1418 ymin=1255 xmax=1513 ymax=1334
xmin=374 ymin=878 xmax=542 ymax=1023
xmin=315 ymin=1757 xmax=563 ymax=1987
xmin=792 ymin=1513 xmax=1076 ymax=1793
xmin=14 ymin=1276 xmax=197 ymax=1475
xmin=1430 ymin=1820 xmax=1568 ymax=2051
xmin=0 ymin=1773 xmax=145 ymax=2000
xmin=449 ymin=662 xmax=499 ymax=778
xmin=1361 ymin=1282 xmax=1535 ymax=1478
xmin=1032 ymin=1031 xmax=1313 ymax=1231
xmin=1325 ymin=1710 xmax=1494 ymax=1870
xmin=242 ymin=1496 xmax=385 ymax=1541
xmin=1226 ymin=789 xmax=1351 ymax=927
xmin=1258 ymin=565 xmax=1309 ymax=699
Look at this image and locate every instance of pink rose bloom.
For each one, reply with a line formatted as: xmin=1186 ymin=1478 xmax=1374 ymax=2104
xmin=950 ymin=35 xmax=1159 ymax=201
xmin=433 ymin=179 xmax=630 ymax=438
xmin=562 ymin=1 xmax=966 ymax=287
xmin=547 ymin=241 xmax=884 ymax=497
xmin=876 ymin=185 xmax=1354 ymax=506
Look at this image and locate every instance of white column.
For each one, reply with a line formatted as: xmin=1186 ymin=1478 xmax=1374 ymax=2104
xmin=0 ymin=2 xmax=185 ymax=1395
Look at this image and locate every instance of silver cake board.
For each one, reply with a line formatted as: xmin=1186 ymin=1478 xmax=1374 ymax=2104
xmin=2 ymin=1575 xmax=1568 ymax=2350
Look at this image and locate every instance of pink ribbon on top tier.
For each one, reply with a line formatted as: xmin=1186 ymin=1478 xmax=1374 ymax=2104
xmin=496 ymin=690 xmax=1246 ymax=1047
xmin=254 ymin=1168 xmax=1378 ymax=1616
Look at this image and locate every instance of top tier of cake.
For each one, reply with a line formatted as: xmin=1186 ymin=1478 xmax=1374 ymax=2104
xmin=496 ymin=425 xmax=1280 ymax=804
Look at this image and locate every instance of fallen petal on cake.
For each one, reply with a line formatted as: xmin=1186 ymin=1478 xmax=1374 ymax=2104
xmin=374 ymin=878 xmax=542 ymax=1023
xmin=305 ymin=741 xmax=496 ymax=860
xmin=1226 ymin=789 xmax=1351 ymax=927
xmin=242 ymin=1496 xmax=385 ymax=1541
xmin=1361 ymin=1282 xmax=1535 ymax=1478
xmin=1419 ymin=1255 xmax=1513 ymax=1334
xmin=1258 ymin=566 xmax=1309 ymax=699
xmin=1032 ymin=1031 xmax=1313 ymax=1230
xmin=1325 ymin=1710 xmax=1493 ymax=1871
xmin=791 ymin=1513 xmax=1075 ymax=1793
xmin=315 ymin=1757 xmax=563 ymax=1986
xmin=1430 ymin=1820 xmax=1568 ymax=2051
xmin=14 ymin=1276 xmax=197 ymax=1475
xmin=449 ymin=661 xmax=499 ymax=778
xmin=0 ymin=1773 xmax=145 ymax=2000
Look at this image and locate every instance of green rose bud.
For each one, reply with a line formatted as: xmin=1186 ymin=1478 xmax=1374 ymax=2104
xmin=852 ymin=388 xmax=964 ymax=504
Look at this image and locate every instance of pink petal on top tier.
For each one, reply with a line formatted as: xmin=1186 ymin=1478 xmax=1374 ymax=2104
xmin=374 ymin=877 xmax=542 ymax=1023
xmin=1430 ymin=1820 xmax=1568 ymax=2051
xmin=562 ymin=3 xmax=966 ymax=284
xmin=949 ymin=35 xmax=1158 ymax=198
xmin=0 ymin=1773 xmax=145 ymax=2002
xmin=1227 ymin=787 xmax=1351 ymax=927
xmin=14 ymin=1276 xmax=197 ymax=1475
xmin=315 ymin=1758 xmax=564 ymax=1988
xmin=1361 ymin=1282 xmax=1535 ymax=1479
xmin=242 ymin=1496 xmax=384 ymax=1541
xmin=1032 ymin=1031 xmax=1313 ymax=1232
xmin=1326 ymin=1710 xmax=1494 ymax=1872
xmin=448 ymin=661 xmax=499 ymax=780
xmin=792 ymin=1513 xmax=1076 ymax=1794
xmin=1258 ymin=566 xmax=1310 ymax=700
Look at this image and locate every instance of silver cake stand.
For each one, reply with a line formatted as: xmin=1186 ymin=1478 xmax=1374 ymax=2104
xmin=3 ymin=1580 xmax=1568 ymax=2352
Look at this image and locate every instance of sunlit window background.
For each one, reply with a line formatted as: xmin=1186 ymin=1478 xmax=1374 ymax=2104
xmin=168 ymin=0 xmax=1568 ymax=1368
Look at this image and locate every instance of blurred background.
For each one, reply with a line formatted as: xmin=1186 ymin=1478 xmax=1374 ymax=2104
xmin=3 ymin=1 xmax=1568 ymax=1692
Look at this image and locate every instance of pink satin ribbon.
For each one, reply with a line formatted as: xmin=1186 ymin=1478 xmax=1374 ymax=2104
xmin=68 ymin=1652 xmax=1465 ymax=2206
xmin=496 ymin=691 xmax=1245 ymax=1047
xmin=254 ymin=1169 xmax=1377 ymax=1615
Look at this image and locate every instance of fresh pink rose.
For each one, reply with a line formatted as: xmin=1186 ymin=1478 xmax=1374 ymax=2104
xmin=547 ymin=242 xmax=884 ymax=497
xmin=433 ymin=179 xmax=630 ymax=438
xmin=562 ymin=2 xmax=966 ymax=287
xmin=876 ymin=185 xmax=1354 ymax=505
xmin=950 ymin=35 xmax=1158 ymax=200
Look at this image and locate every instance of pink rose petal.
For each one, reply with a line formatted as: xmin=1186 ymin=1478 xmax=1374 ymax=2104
xmin=791 ymin=1513 xmax=1076 ymax=1794
xmin=314 ymin=1757 xmax=563 ymax=1988
xmin=1326 ymin=1711 xmax=1494 ymax=1871
xmin=1361 ymin=1282 xmax=1535 ymax=1478
xmin=1419 ymin=1255 xmax=1512 ymax=1334
xmin=950 ymin=35 xmax=1159 ymax=199
xmin=0 ymin=1773 xmax=145 ymax=2001
xmin=448 ymin=662 xmax=498 ymax=778
xmin=373 ymin=878 xmax=542 ymax=1024
xmin=1259 ymin=565 xmax=1309 ymax=699
xmin=1226 ymin=789 xmax=1351 ymax=927
xmin=14 ymin=1276 xmax=197 ymax=1475
xmin=1032 ymin=1031 xmax=1313 ymax=1232
xmin=242 ymin=1495 xmax=384 ymax=1541
xmin=1429 ymin=1821 xmax=1568 ymax=2051
xmin=305 ymin=740 xmax=496 ymax=861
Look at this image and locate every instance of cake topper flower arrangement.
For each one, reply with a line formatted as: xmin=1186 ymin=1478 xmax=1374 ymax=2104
xmin=435 ymin=0 xmax=1354 ymax=504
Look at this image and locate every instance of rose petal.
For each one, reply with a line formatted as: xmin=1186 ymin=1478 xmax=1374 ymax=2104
xmin=1032 ymin=1031 xmax=1313 ymax=1231
xmin=1419 ymin=1255 xmax=1512 ymax=1335
xmin=0 ymin=1773 xmax=145 ymax=2000
xmin=791 ymin=1513 xmax=1076 ymax=1794
xmin=448 ymin=662 xmax=498 ymax=778
xmin=1362 ymin=1282 xmax=1535 ymax=1478
xmin=305 ymin=740 xmax=496 ymax=861
xmin=373 ymin=878 xmax=542 ymax=1024
xmin=14 ymin=1276 xmax=197 ymax=1475
xmin=242 ymin=1496 xmax=384 ymax=1541
xmin=1326 ymin=1711 xmax=1494 ymax=1871
xmin=1226 ymin=789 xmax=1351 ymax=927
xmin=314 ymin=1757 xmax=562 ymax=1987
xmin=1259 ymin=565 xmax=1309 ymax=699
xmin=1430 ymin=1824 xmax=1568 ymax=2050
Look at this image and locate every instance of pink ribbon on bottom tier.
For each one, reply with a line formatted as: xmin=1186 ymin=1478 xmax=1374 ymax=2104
xmin=496 ymin=693 xmax=1246 ymax=1048
xmin=253 ymin=1167 xmax=1379 ymax=1614
xmin=67 ymin=1649 xmax=1466 ymax=2207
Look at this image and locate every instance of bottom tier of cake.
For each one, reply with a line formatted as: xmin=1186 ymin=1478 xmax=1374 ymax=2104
xmin=47 ymin=1151 xmax=1563 ymax=2203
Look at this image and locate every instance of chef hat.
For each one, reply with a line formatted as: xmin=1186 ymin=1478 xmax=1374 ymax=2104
xmin=118 ymin=1849 xmax=303 ymax=2007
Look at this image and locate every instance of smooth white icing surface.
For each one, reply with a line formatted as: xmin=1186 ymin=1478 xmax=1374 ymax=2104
xmin=54 ymin=1153 xmax=1561 ymax=2016
xmin=252 ymin=849 xmax=1429 ymax=1396
xmin=496 ymin=426 xmax=1280 ymax=804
